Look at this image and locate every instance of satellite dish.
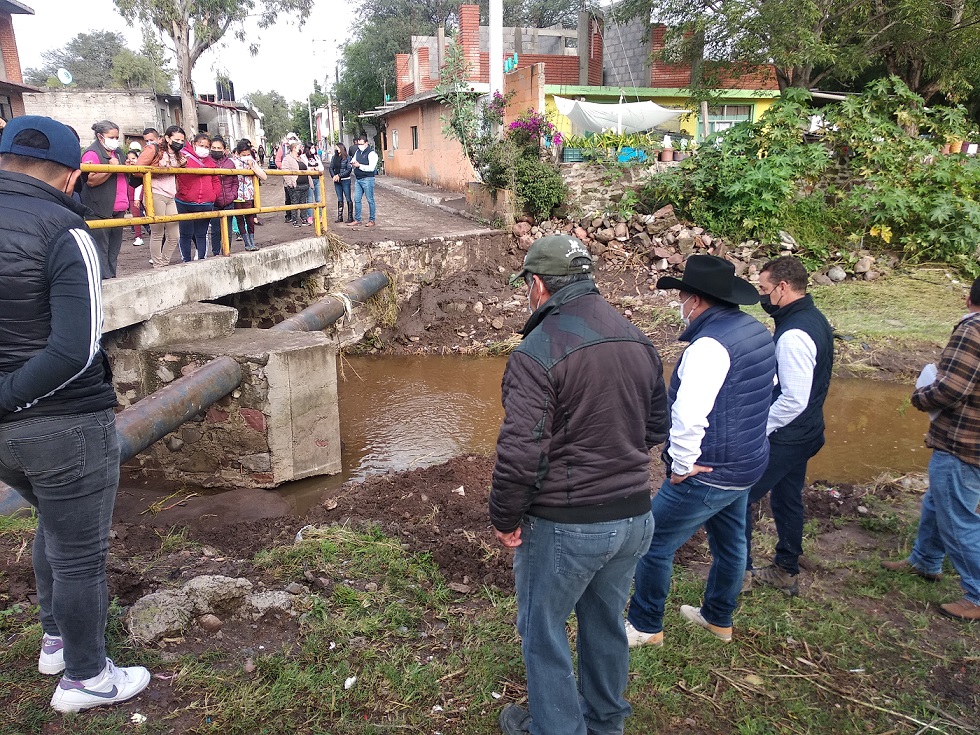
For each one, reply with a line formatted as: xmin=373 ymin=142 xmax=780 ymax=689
xmin=56 ymin=68 xmax=73 ymax=85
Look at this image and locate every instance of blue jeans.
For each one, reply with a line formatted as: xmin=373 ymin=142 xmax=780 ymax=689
xmin=745 ymin=437 xmax=824 ymax=575
xmin=628 ymin=476 xmax=749 ymax=633
xmin=175 ymin=200 xmax=213 ymax=261
xmin=305 ymin=178 xmax=320 ymax=221
xmin=352 ymin=176 xmax=376 ymax=223
xmin=209 ymin=203 xmax=235 ymax=255
xmin=515 ymin=514 xmax=653 ymax=735
xmin=0 ymin=409 xmax=119 ymax=680
xmin=334 ymin=178 xmax=352 ymax=204
xmin=907 ymin=450 xmax=980 ymax=604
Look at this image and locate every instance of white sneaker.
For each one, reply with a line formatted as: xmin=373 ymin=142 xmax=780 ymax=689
xmin=133 ymin=237 xmax=144 ymax=247
xmin=625 ymin=620 xmax=664 ymax=648
xmin=679 ymin=605 xmax=733 ymax=642
xmin=38 ymin=634 xmax=65 ymax=675
xmin=50 ymin=658 xmax=151 ymax=713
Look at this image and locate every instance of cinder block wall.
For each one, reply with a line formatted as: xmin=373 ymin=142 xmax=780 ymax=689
xmin=603 ymin=14 xmax=651 ymax=88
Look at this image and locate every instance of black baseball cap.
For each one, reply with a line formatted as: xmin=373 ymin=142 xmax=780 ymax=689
xmin=0 ymin=115 xmax=81 ymax=170
xmin=519 ymin=235 xmax=594 ymax=278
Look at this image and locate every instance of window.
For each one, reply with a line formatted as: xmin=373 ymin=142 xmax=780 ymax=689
xmin=0 ymin=95 xmax=12 ymax=122
xmin=391 ymin=129 xmax=399 ymax=150
xmin=411 ymin=126 xmax=419 ymax=150
xmin=705 ymin=104 xmax=752 ymax=135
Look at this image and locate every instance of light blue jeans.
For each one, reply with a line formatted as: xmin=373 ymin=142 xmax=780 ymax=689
xmin=514 ymin=514 xmax=653 ymax=735
xmin=907 ymin=450 xmax=980 ymax=604
xmin=628 ymin=476 xmax=749 ymax=634
xmin=0 ymin=409 xmax=119 ymax=679
xmin=352 ymin=176 xmax=376 ymax=223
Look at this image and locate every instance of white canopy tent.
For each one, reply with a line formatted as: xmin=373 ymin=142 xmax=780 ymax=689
xmin=554 ymin=96 xmax=688 ymax=135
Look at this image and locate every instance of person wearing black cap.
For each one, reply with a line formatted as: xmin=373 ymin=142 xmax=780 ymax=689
xmin=626 ymin=254 xmax=776 ymax=646
xmin=491 ymin=235 xmax=669 ymax=735
xmin=0 ymin=115 xmax=151 ymax=712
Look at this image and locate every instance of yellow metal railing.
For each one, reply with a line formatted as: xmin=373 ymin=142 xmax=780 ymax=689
xmin=80 ymin=164 xmax=330 ymax=256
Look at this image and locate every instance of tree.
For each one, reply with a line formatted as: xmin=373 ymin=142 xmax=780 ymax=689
xmin=244 ymin=90 xmax=291 ymax=148
xmin=496 ymin=0 xmax=579 ymax=28
xmin=609 ymin=0 xmax=882 ymax=93
xmin=287 ymin=81 xmax=330 ymax=144
xmin=24 ymin=31 xmax=129 ymax=88
xmin=870 ymin=0 xmax=980 ymax=102
xmin=114 ymin=0 xmax=314 ymax=133
xmin=111 ymin=30 xmax=176 ymax=93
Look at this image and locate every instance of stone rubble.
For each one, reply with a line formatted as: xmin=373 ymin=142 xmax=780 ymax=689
xmin=511 ymin=208 xmax=890 ymax=286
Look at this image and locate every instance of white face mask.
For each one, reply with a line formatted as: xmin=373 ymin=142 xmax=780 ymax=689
xmin=101 ymin=135 xmax=120 ymax=151
xmin=358 ymin=143 xmax=368 ymax=151
xmin=677 ymin=296 xmax=694 ymax=327
xmin=195 ymin=146 xmax=210 ymax=158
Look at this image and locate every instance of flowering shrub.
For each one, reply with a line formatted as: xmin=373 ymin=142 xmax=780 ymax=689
xmin=507 ymin=109 xmax=562 ymax=150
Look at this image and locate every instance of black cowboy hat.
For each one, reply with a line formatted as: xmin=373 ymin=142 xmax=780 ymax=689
xmin=657 ymin=255 xmax=759 ymax=306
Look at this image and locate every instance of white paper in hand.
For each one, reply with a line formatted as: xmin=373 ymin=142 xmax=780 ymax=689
xmin=916 ymin=363 xmax=940 ymax=421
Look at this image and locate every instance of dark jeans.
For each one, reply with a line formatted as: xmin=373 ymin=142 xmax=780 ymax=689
xmin=745 ymin=437 xmax=824 ymax=575
xmin=0 ymin=409 xmax=119 ymax=680
xmin=209 ymin=203 xmax=235 ymax=255
xmin=288 ymin=185 xmax=309 ymax=222
xmin=175 ymin=199 xmax=214 ymax=261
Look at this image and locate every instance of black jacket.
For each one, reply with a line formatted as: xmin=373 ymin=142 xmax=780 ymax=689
xmin=490 ymin=280 xmax=669 ymax=532
xmin=0 ymin=170 xmax=117 ymax=422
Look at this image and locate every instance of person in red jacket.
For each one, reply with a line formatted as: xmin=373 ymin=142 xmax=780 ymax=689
xmin=207 ymin=135 xmax=237 ymax=256
xmin=175 ymin=132 xmax=218 ymax=262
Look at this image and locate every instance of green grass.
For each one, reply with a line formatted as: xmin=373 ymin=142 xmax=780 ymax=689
xmin=1 ymin=513 xmax=977 ymax=734
xmin=810 ymin=270 xmax=966 ymax=344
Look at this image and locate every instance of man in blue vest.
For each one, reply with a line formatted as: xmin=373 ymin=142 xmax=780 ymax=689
xmin=626 ymin=255 xmax=776 ymax=645
xmin=744 ymin=256 xmax=834 ymax=596
xmin=347 ymin=132 xmax=378 ymax=228
xmin=0 ymin=116 xmax=151 ymax=712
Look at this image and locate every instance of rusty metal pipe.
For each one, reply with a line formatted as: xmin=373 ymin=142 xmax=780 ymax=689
xmin=114 ymin=356 xmax=243 ymax=463
xmin=270 ymin=270 xmax=390 ymax=333
xmin=1 ymin=270 xmax=391 ymax=515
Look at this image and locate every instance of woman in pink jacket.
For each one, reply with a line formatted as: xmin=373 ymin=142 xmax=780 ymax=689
xmin=176 ymin=132 xmax=218 ymax=262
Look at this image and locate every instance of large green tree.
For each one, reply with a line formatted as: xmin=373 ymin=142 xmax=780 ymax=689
xmin=114 ymin=0 xmax=314 ymax=133
xmin=244 ymin=90 xmax=291 ymax=148
xmin=24 ymin=31 xmax=128 ymax=88
xmin=111 ymin=30 xmax=176 ymax=93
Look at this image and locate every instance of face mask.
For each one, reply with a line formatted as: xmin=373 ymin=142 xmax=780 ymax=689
xmin=759 ymin=293 xmax=779 ymax=315
xmin=677 ymin=296 xmax=693 ymax=327
xmin=527 ymin=280 xmax=536 ymax=315
xmin=195 ymin=146 xmax=210 ymax=158
xmin=101 ymin=135 xmax=120 ymax=151
xmin=358 ymin=143 xmax=368 ymax=151
xmin=211 ymin=150 xmax=225 ymax=160
xmin=170 ymin=141 xmax=185 ymax=152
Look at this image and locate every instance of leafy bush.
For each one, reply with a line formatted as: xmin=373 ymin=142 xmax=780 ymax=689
xmin=484 ymin=138 xmax=566 ymax=219
xmin=644 ymin=79 xmax=980 ymax=272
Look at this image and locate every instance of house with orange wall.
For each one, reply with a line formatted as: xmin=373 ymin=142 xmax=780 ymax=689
xmin=0 ymin=0 xmax=34 ymax=122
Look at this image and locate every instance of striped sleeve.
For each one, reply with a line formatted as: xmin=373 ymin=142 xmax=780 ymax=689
xmin=0 ymin=227 xmax=103 ymax=415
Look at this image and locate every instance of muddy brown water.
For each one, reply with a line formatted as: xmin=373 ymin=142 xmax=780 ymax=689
xmin=279 ymin=356 xmax=930 ymax=513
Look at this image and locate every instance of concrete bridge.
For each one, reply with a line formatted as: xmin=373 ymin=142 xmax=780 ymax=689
xmin=0 ymin=176 xmax=513 ymax=514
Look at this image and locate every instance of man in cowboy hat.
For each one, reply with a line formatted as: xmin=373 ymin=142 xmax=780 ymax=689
xmin=626 ymin=254 xmax=776 ymax=645
xmin=491 ymin=234 xmax=669 ymax=735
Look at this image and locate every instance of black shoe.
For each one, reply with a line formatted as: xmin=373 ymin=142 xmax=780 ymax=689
xmin=498 ymin=703 xmax=532 ymax=734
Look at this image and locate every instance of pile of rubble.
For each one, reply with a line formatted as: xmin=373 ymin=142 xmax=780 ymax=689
xmin=511 ymin=206 xmax=889 ymax=286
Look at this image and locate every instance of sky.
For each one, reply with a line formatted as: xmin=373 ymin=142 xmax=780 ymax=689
xmin=12 ymin=0 xmax=357 ymax=104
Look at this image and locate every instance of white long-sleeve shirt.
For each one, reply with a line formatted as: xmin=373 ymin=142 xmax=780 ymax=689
xmin=767 ymin=329 xmax=817 ymax=435
xmin=668 ymin=337 xmax=730 ymax=476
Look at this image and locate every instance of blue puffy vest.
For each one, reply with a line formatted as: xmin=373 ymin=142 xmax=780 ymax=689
xmin=667 ymin=305 xmax=776 ymax=487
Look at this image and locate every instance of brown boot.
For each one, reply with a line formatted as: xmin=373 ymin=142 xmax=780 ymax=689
xmin=939 ymin=598 xmax=980 ymax=620
xmin=881 ymin=559 xmax=943 ymax=581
